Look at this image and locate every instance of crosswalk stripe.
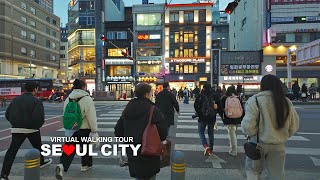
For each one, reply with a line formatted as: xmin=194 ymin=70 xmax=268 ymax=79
xmin=178 ymin=115 xmax=222 ymax=119
xmin=175 ymin=133 xmax=310 ymax=141
xmin=99 ymin=114 xmax=121 ymax=117
xmin=97 ymin=122 xmax=117 ymax=125
xmin=177 ymin=125 xmax=242 ymax=131
xmin=175 ymin=144 xmax=320 ymax=156
xmin=98 ymin=117 xmax=119 ymax=120
xmin=177 ymin=120 xmax=224 ymax=124
xmin=57 ymin=128 xmax=114 ymax=132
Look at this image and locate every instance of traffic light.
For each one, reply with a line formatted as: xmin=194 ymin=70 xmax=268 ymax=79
xmin=100 ymin=35 xmax=107 ymax=42
xmin=225 ymin=1 xmax=239 ymax=14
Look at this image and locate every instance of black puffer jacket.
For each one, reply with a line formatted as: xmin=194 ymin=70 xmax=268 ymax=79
xmin=5 ymin=93 xmax=44 ymax=129
xmin=114 ymin=97 xmax=167 ymax=179
xmin=194 ymin=91 xmax=220 ymax=123
xmin=155 ymin=89 xmax=179 ymax=126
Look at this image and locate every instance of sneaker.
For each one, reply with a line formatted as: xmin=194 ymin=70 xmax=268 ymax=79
xmin=0 ymin=176 xmax=9 ymax=180
xmin=229 ymin=150 xmax=237 ymax=157
xmin=208 ymin=149 xmax=213 ymax=156
xmin=40 ymin=158 xmax=52 ymax=168
xmin=80 ymin=165 xmax=92 ymax=172
xmin=204 ymin=147 xmax=210 ymax=156
xmin=55 ymin=164 xmax=63 ymax=180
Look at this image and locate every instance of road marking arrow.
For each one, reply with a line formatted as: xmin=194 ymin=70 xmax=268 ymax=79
xmin=205 ymin=154 xmax=226 ymax=169
xmin=310 ymin=157 xmax=320 ymax=166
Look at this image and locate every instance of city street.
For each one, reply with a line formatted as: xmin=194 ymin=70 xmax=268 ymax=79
xmin=0 ymin=101 xmax=319 ymax=179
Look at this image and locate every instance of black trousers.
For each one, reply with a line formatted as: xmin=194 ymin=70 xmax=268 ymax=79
xmin=60 ymin=129 xmax=92 ymax=172
xmin=1 ymin=131 xmax=44 ymax=177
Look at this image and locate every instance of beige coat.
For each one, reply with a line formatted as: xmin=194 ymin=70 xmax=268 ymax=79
xmin=241 ymin=91 xmax=299 ymax=144
xmin=63 ymin=89 xmax=98 ymax=132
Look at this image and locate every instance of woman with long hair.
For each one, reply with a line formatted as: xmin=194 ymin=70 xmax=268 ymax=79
xmin=241 ymin=74 xmax=299 ymax=180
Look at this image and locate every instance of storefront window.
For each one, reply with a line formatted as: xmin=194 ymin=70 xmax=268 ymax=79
xmin=137 ymin=48 xmax=161 ymax=56
xmin=184 ymin=31 xmax=194 ymax=43
xmin=174 ymin=49 xmax=180 ymax=57
xmin=137 ymin=65 xmax=161 ymax=74
xmin=184 ymin=49 xmax=194 ymax=57
xmin=108 ymin=48 xmax=126 ymax=57
xmin=174 ymin=32 xmax=179 ymax=43
xmin=137 ymin=13 xmax=161 ymax=26
xmin=110 ymin=66 xmax=131 ymax=76
xmin=174 ymin=64 xmax=197 ymax=74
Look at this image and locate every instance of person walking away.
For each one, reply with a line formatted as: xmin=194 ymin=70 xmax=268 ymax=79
xmin=155 ymin=82 xmax=180 ymax=136
xmin=193 ymin=86 xmax=201 ymax=99
xmin=172 ymin=88 xmax=177 ymax=100
xmin=216 ymin=86 xmax=223 ymax=100
xmin=178 ymin=88 xmax=183 ymax=100
xmin=241 ymin=74 xmax=299 ymax=180
xmin=1 ymin=81 xmax=52 ymax=180
xmin=55 ymin=79 xmax=98 ymax=179
xmin=309 ymin=83 xmax=316 ymax=100
xmin=183 ymin=87 xmax=189 ymax=104
xmin=236 ymin=83 xmax=242 ymax=98
xmin=190 ymin=88 xmax=194 ymax=99
xmin=318 ymin=84 xmax=320 ymax=100
xmin=292 ymin=81 xmax=300 ymax=100
xmin=115 ymin=83 xmax=168 ymax=180
xmin=222 ymin=85 xmax=227 ymax=96
xmin=301 ymin=83 xmax=308 ymax=102
xmin=194 ymin=84 xmax=219 ymax=156
xmin=219 ymin=87 xmax=244 ymax=156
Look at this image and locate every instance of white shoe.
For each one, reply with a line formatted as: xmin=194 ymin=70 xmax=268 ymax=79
xmin=40 ymin=158 xmax=52 ymax=168
xmin=55 ymin=164 xmax=63 ymax=180
xmin=229 ymin=149 xmax=237 ymax=157
xmin=80 ymin=165 xmax=92 ymax=172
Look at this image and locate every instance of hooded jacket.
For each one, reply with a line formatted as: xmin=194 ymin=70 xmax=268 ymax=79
xmin=155 ymin=89 xmax=179 ymax=126
xmin=241 ymin=91 xmax=299 ymax=144
xmin=114 ymin=97 xmax=167 ymax=179
xmin=63 ymin=89 xmax=97 ymax=132
xmin=194 ymin=90 xmax=220 ymax=123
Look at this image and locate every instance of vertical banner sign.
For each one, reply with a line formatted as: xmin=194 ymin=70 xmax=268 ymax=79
xmin=212 ymin=49 xmax=220 ymax=85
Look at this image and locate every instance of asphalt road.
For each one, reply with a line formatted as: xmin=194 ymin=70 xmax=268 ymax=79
xmin=0 ymin=101 xmax=319 ymax=180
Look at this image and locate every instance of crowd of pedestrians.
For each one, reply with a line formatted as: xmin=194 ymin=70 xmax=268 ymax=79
xmin=292 ymin=81 xmax=320 ymax=101
xmin=1 ymin=74 xmax=301 ymax=180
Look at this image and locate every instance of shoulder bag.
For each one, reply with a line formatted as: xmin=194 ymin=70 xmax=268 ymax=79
xmin=141 ymin=105 xmax=162 ymax=156
xmin=243 ymin=98 xmax=261 ymax=160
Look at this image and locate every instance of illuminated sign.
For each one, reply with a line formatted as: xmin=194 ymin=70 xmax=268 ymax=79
xmin=106 ymin=76 xmax=133 ymax=82
xmin=296 ymin=28 xmax=319 ymax=32
xmin=169 ymin=58 xmax=206 ymax=63
xmin=137 ymin=60 xmax=162 ymax=65
xmin=138 ymin=34 xmax=149 ymax=40
xmin=265 ymin=65 xmax=273 ymax=72
xmin=150 ymin=34 xmax=160 ymax=39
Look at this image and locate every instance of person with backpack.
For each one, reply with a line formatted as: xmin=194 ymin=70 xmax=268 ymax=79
xmin=1 ymin=81 xmax=52 ymax=180
xmin=241 ymin=74 xmax=299 ymax=179
xmin=55 ymin=79 xmax=98 ymax=179
xmin=194 ymin=84 xmax=220 ymax=156
xmin=219 ymin=87 xmax=244 ymax=157
xmin=114 ymin=83 xmax=168 ymax=180
xmin=183 ymin=87 xmax=189 ymax=104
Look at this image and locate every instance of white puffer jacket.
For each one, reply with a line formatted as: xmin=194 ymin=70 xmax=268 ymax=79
xmin=241 ymin=91 xmax=299 ymax=144
xmin=64 ymin=89 xmax=98 ymax=132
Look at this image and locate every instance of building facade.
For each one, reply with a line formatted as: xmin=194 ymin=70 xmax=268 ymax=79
xmin=266 ymin=0 xmax=320 ymax=87
xmin=0 ymin=0 xmax=60 ymax=79
xmin=164 ymin=2 xmax=213 ymax=90
xmin=104 ymin=7 xmax=134 ymax=97
xmin=33 ymin=0 xmax=53 ymax=13
xmin=132 ymin=3 xmax=165 ymax=90
xmin=58 ymin=26 xmax=68 ymax=84
xmin=212 ymin=12 xmax=229 ymax=50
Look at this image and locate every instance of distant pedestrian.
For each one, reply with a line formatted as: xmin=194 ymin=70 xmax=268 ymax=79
xmin=301 ymin=83 xmax=308 ymax=102
xmin=172 ymin=88 xmax=177 ymax=99
xmin=241 ymin=74 xmax=299 ymax=180
xmin=178 ymin=88 xmax=183 ymax=100
xmin=236 ymin=83 xmax=242 ymax=95
xmin=292 ymin=81 xmax=300 ymax=100
xmin=190 ymin=88 xmax=194 ymax=99
xmin=222 ymin=85 xmax=227 ymax=96
xmin=1 ymin=81 xmax=52 ymax=180
xmin=156 ymin=82 xmax=180 ymax=135
xmin=194 ymin=84 xmax=220 ymax=156
xmin=318 ymin=85 xmax=320 ymax=100
xmin=183 ymin=87 xmax=189 ymax=104
xmin=309 ymin=84 xmax=316 ymax=100
xmin=193 ymin=86 xmax=200 ymax=99
xmin=219 ymin=86 xmax=244 ymax=156
xmin=216 ymin=86 xmax=222 ymax=99
xmin=115 ymin=83 xmax=167 ymax=180
xmin=56 ymin=79 xmax=98 ymax=179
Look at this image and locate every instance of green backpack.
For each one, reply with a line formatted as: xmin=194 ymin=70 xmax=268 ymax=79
xmin=63 ymin=96 xmax=86 ymax=130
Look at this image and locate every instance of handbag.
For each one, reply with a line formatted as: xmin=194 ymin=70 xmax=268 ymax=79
xmin=141 ymin=106 xmax=162 ymax=156
xmin=160 ymin=139 xmax=171 ymax=168
xmin=244 ymin=98 xmax=261 ymax=160
xmin=301 ymin=93 xmax=306 ymax=98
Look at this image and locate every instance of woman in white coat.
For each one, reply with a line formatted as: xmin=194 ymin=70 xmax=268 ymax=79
xmin=241 ymin=74 xmax=299 ymax=180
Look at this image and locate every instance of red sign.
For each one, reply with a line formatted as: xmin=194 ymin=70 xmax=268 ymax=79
xmin=138 ymin=34 xmax=149 ymax=40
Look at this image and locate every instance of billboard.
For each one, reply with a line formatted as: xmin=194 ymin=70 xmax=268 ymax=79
xmin=220 ymin=51 xmax=262 ymax=76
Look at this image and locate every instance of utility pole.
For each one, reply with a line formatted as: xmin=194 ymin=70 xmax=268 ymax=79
xmin=95 ymin=0 xmax=104 ymax=91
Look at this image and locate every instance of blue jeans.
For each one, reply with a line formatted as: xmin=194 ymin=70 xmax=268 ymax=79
xmin=198 ymin=121 xmax=214 ymax=149
xmin=183 ymin=95 xmax=189 ymax=104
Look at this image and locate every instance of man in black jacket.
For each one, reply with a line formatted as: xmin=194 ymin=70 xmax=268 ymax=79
xmin=155 ymin=82 xmax=180 ymax=135
xmin=1 ymin=81 xmax=52 ymax=180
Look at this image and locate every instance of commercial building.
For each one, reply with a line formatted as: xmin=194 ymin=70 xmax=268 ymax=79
xmin=0 ymin=0 xmax=60 ymax=79
xmin=164 ymin=2 xmax=213 ymax=90
xmin=212 ymin=12 xmax=229 ymax=50
xmin=104 ymin=7 xmax=134 ymax=97
xmin=132 ymin=3 xmax=165 ymax=90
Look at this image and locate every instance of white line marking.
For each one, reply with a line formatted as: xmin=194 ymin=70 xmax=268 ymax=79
xmin=175 ymin=133 xmax=310 ymax=141
xmin=98 ymin=117 xmax=119 ymax=120
xmin=0 ymin=115 xmax=5 ymax=118
xmin=58 ymin=128 xmax=114 ymax=132
xmin=97 ymin=122 xmax=117 ymax=125
xmin=297 ymin=132 xmax=320 ymax=135
xmin=177 ymin=125 xmax=242 ymax=131
xmin=99 ymin=114 xmax=121 ymax=117
xmin=175 ymin=144 xmax=320 ymax=156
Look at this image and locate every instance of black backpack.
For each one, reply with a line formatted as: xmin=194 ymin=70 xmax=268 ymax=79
xmin=201 ymin=94 xmax=215 ymax=118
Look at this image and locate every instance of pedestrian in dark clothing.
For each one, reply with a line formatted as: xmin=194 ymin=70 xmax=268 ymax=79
xmin=236 ymin=83 xmax=242 ymax=95
xmin=193 ymin=86 xmax=200 ymax=99
xmin=1 ymin=82 xmax=52 ymax=180
xmin=216 ymin=86 xmax=223 ymax=99
xmin=178 ymin=88 xmax=183 ymax=100
xmin=115 ymin=83 xmax=167 ymax=180
xmin=156 ymin=82 xmax=180 ymax=134
xmin=222 ymin=85 xmax=227 ymax=96
xmin=194 ymin=84 xmax=220 ymax=156
xmin=309 ymin=84 xmax=316 ymax=100
xmin=172 ymin=88 xmax=177 ymax=100
xmin=219 ymin=87 xmax=244 ymax=156
xmin=292 ymin=81 xmax=300 ymax=100
xmin=301 ymin=83 xmax=308 ymax=102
